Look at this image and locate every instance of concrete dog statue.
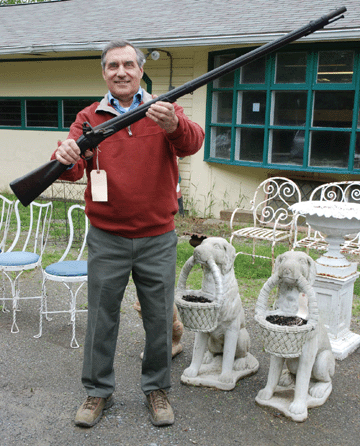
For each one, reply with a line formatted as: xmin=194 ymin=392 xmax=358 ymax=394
xmin=255 ymin=250 xmax=335 ymax=422
xmin=177 ymin=237 xmax=258 ymax=390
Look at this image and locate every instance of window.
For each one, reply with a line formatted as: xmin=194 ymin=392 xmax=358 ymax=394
xmin=0 ymin=99 xmax=21 ymax=126
xmin=205 ymin=45 xmax=360 ymax=174
xmin=0 ymin=97 xmax=100 ymax=131
xmin=26 ymin=99 xmax=58 ymax=127
xmin=63 ymin=99 xmax=97 ymax=128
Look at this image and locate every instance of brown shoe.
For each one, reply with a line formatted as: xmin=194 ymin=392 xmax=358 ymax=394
xmin=146 ymin=389 xmax=174 ymax=426
xmin=75 ymin=396 xmax=113 ymax=427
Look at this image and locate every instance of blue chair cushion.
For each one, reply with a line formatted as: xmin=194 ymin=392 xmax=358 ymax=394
xmin=45 ymin=260 xmax=87 ymax=277
xmin=0 ymin=251 xmax=40 ymax=266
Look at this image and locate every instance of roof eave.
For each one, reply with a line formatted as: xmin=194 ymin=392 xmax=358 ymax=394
xmin=0 ymin=29 xmax=359 ymax=56
xmin=133 ymin=28 xmax=360 ymax=48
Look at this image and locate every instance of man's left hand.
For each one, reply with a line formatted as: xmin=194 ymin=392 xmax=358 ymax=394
xmin=146 ymin=100 xmax=179 ymax=133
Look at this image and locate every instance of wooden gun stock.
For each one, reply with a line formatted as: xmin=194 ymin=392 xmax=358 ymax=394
xmin=10 ymin=160 xmax=68 ymax=207
xmin=9 ymin=7 xmax=346 ymax=206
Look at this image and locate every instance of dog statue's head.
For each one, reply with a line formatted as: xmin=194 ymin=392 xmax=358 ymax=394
xmin=193 ymin=237 xmax=236 ymax=275
xmin=274 ymin=251 xmax=317 ymax=286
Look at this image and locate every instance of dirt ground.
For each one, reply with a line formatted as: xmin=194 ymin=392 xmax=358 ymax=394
xmin=0 ymin=268 xmax=359 ymax=446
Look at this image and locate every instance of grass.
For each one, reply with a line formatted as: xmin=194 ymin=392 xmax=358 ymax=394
xmin=2 ymin=193 xmax=360 ymax=318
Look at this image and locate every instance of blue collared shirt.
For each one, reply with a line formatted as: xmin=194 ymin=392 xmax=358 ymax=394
xmin=108 ymin=87 xmax=143 ymax=114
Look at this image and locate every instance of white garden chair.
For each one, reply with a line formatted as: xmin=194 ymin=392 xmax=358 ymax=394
xmin=0 ymin=200 xmax=53 ymax=333
xmin=230 ymin=177 xmax=301 ymax=272
xmin=0 ymin=194 xmax=14 ymax=253
xmin=34 ymin=204 xmax=88 ymax=348
xmin=0 ymin=194 xmax=15 ymax=312
xmin=292 ymin=181 xmax=360 ymax=254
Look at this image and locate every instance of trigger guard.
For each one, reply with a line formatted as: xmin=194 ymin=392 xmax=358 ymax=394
xmin=80 ymin=148 xmax=95 ymax=160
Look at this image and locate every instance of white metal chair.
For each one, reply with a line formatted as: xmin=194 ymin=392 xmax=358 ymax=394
xmin=0 ymin=194 xmax=14 ymax=253
xmin=0 ymin=194 xmax=15 ymax=312
xmin=230 ymin=177 xmax=301 ymax=271
xmin=292 ymin=181 xmax=360 ymax=254
xmin=0 ymin=200 xmax=53 ymax=333
xmin=34 ymin=204 xmax=88 ymax=348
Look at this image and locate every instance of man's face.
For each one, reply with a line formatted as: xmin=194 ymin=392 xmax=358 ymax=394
xmin=102 ymin=45 xmax=143 ymax=107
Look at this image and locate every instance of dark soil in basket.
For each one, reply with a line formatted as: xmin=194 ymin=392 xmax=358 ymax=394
xmin=183 ymin=232 xmax=208 ymax=247
xmin=182 ymin=294 xmax=212 ymax=304
xmin=266 ymin=315 xmax=308 ymax=326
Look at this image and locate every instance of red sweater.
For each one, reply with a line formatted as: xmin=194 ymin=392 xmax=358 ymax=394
xmin=52 ymin=93 xmax=204 ymax=238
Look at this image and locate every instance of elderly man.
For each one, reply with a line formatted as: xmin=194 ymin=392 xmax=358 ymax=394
xmin=53 ymin=39 xmax=204 ymax=427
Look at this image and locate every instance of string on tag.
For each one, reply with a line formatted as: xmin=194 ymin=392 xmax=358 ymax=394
xmin=95 ymin=146 xmax=101 ymax=173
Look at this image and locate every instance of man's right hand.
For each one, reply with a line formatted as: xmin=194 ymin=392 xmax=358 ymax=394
xmin=55 ymin=139 xmax=93 ymax=165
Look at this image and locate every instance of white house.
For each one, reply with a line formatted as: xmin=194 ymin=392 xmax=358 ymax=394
xmin=1 ymin=0 xmax=360 ymax=217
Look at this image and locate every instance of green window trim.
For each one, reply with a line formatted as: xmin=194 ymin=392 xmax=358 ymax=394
xmin=0 ymin=97 xmax=102 ymax=131
xmin=205 ymin=42 xmax=360 ymax=175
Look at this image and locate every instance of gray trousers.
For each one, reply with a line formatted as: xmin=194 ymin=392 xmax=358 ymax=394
xmin=82 ymin=225 xmax=178 ymax=398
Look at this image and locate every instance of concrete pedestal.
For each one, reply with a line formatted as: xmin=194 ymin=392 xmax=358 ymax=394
xmin=313 ymin=271 xmax=360 ymax=360
xmin=289 ymin=200 xmax=360 ymax=360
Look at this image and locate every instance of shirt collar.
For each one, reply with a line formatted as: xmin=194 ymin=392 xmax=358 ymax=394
xmin=108 ymin=87 xmax=143 ymax=114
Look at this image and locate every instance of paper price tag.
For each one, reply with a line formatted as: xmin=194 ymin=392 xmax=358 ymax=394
xmin=90 ymin=170 xmax=108 ymax=202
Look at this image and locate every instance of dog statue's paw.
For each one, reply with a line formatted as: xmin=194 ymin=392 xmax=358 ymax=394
xmin=219 ymin=371 xmax=233 ymax=383
xmin=309 ymin=381 xmax=332 ymax=399
xmin=234 ymin=356 xmax=246 ymax=371
xmin=257 ymin=387 xmax=274 ymax=400
xmin=289 ymin=400 xmax=307 ymax=416
xmin=279 ymin=369 xmax=295 ymax=387
xmin=234 ymin=353 xmax=258 ymax=371
xmin=183 ymin=365 xmax=199 ymax=378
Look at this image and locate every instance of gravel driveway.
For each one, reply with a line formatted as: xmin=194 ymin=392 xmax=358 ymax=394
xmin=0 ymin=272 xmax=359 ymax=446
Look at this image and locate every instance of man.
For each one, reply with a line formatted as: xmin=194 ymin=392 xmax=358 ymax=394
xmin=53 ymin=39 xmax=204 ymax=427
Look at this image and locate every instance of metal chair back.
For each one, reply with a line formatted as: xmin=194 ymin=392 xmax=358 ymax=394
xmin=0 ymin=194 xmax=15 ymax=253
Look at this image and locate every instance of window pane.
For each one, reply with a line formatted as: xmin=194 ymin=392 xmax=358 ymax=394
xmin=273 ymin=91 xmax=307 ymax=126
xmin=269 ymin=129 xmax=304 ymax=165
xmin=313 ymin=91 xmax=354 ymax=128
xmin=26 ymin=99 xmax=58 ymax=127
xmin=0 ymin=99 xmax=21 ymax=126
xmin=275 ymin=52 xmax=307 ymax=84
xmin=212 ymin=91 xmax=233 ymax=124
xmin=213 ymin=54 xmax=235 ymax=88
xmin=235 ymin=128 xmax=264 ymax=162
xmin=317 ymin=50 xmax=354 ymax=83
xmin=210 ymin=127 xmax=231 ymax=159
xmin=238 ymin=91 xmax=266 ymax=125
xmin=355 ymin=133 xmax=360 ymax=169
xmin=63 ymin=99 xmax=95 ymax=128
xmin=241 ymin=57 xmax=266 ymax=84
xmin=309 ymin=131 xmax=350 ymax=168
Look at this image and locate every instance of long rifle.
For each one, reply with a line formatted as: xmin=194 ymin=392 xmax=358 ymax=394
xmin=10 ymin=7 xmax=346 ymax=206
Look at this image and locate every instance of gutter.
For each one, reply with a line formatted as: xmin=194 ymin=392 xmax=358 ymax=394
xmin=0 ymin=29 xmax=359 ymax=56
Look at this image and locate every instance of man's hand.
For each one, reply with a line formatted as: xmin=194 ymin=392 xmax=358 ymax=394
xmin=56 ymin=139 xmax=92 ymax=165
xmin=146 ymin=100 xmax=179 ymax=133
